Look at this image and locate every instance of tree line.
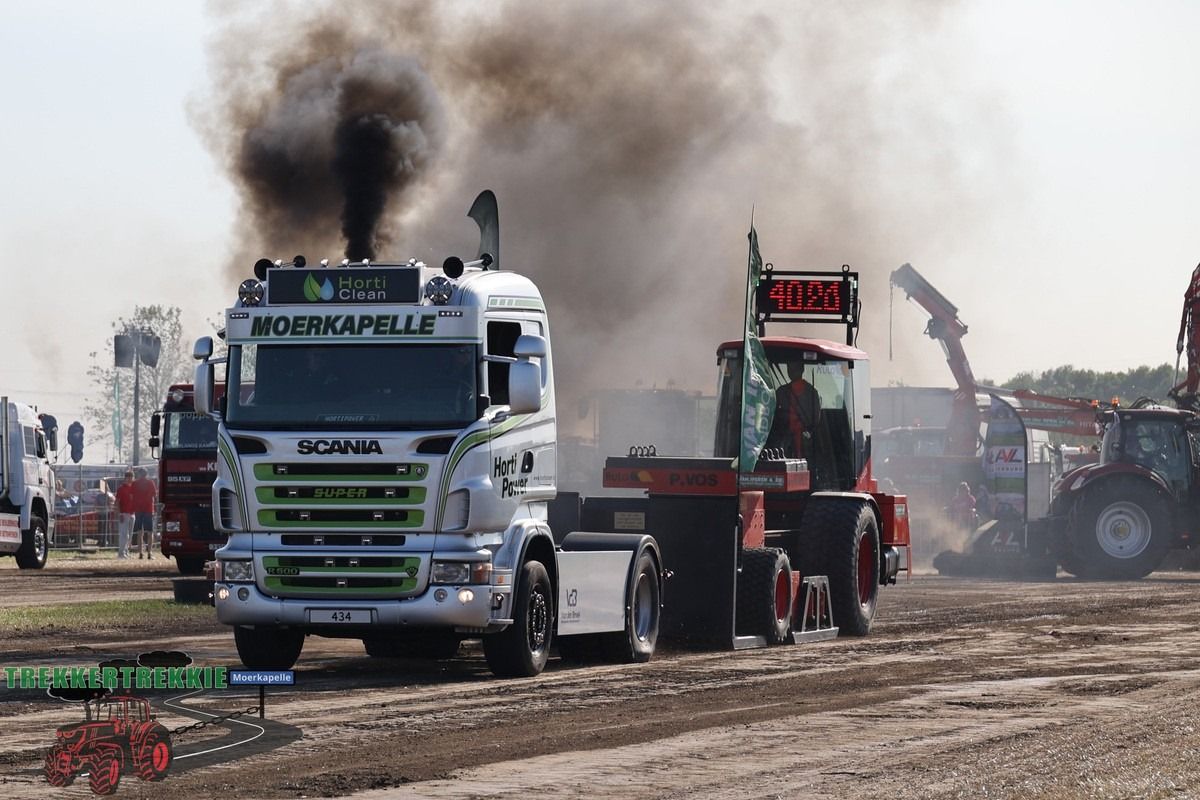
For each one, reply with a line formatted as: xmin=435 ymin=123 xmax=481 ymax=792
xmin=989 ymin=363 xmax=1178 ymax=406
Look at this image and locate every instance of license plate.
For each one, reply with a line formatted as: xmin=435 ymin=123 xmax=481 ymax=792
xmin=309 ymin=609 xmax=371 ymax=624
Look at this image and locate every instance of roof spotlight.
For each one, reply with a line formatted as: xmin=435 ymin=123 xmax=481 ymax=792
xmin=253 ymin=258 xmax=273 ymax=280
xmin=294 ymin=255 xmax=307 ymax=268
xmin=238 ymin=278 xmax=265 ymax=306
xmin=425 ymin=275 xmax=454 ymax=305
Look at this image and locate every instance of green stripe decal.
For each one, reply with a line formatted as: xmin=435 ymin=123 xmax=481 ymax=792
xmin=253 ymin=465 xmax=426 ymax=482
xmin=256 ymin=511 xmax=425 ymax=528
xmin=254 ymin=487 xmax=426 ymax=505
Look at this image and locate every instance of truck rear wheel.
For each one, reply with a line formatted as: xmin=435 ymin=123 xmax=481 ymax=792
xmin=234 ymin=625 xmax=304 ymax=670
xmin=16 ymin=513 xmax=47 ymax=569
xmin=599 ymin=549 xmax=661 ymax=662
xmin=811 ymin=500 xmax=879 ymax=637
xmin=736 ymin=547 xmax=793 ymax=645
xmin=483 ymin=560 xmax=553 ymax=677
xmin=1071 ymin=478 xmax=1171 ymax=579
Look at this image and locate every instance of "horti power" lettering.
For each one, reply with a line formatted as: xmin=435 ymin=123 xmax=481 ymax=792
xmin=250 ymin=314 xmax=436 ymax=337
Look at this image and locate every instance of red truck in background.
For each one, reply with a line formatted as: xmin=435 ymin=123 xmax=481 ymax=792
xmin=148 ymin=384 xmax=225 ymax=575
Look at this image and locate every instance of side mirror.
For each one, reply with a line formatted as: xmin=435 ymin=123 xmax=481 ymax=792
xmin=508 ymin=361 xmax=542 ymax=414
xmin=193 ymin=336 xmax=214 ymax=361
xmin=149 ymin=412 xmax=161 ymax=438
xmin=194 ymin=363 xmax=216 ymax=418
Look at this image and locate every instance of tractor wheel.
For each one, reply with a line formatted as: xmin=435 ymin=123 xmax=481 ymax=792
xmin=16 ymin=513 xmax=48 ymax=570
xmin=735 ymin=547 xmax=793 ymax=645
xmin=362 ymin=632 xmax=460 ymax=660
xmin=598 ymin=549 xmax=662 ymax=662
xmin=43 ymin=746 xmax=74 ymax=787
xmin=1071 ymin=478 xmax=1171 ymax=579
xmin=176 ymin=556 xmax=205 ymax=576
xmin=234 ymin=625 xmax=304 ymax=670
xmin=811 ymin=500 xmax=880 ymax=636
xmin=88 ymin=752 xmax=122 ymax=796
xmin=133 ymin=725 xmax=172 ymax=781
xmin=483 ymin=560 xmax=553 ymax=677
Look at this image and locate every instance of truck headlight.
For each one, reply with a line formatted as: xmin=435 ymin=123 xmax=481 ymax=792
xmin=431 ymin=560 xmax=492 ymax=585
xmin=220 ymin=560 xmax=254 ymax=583
xmin=165 ymin=521 xmax=181 ymax=532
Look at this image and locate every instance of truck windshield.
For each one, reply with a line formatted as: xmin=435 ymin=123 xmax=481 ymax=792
xmin=163 ymin=412 xmax=217 ymax=451
xmin=225 ymin=343 xmax=478 ymax=430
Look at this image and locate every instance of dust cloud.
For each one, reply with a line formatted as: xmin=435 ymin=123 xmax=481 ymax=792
xmin=196 ymin=0 xmax=1011 ymax=424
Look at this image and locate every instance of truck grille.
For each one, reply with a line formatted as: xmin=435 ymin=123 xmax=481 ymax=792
xmin=252 ymin=462 xmax=429 ymax=531
xmin=261 ymin=555 xmax=421 ymax=598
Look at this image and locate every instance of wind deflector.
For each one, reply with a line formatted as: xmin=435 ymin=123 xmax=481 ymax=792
xmin=468 ymin=190 xmax=499 ymax=270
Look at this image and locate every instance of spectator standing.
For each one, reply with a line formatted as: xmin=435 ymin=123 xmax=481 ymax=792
xmin=949 ymin=482 xmax=977 ymax=531
xmin=114 ymin=471 xmax=136 ymax=559
xmin=131 ymin=468 xmax=157 ymax=559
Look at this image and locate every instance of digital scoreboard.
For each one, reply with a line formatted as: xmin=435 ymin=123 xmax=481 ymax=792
xmin=754 ymin=267 xmax=859 ymax=342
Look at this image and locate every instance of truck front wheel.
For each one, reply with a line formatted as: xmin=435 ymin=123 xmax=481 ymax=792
xmin=483 ymin=560 xmax=553 ymax=677
xmin=234 ymin=625 xmax=304 ymax=670
xmin=16 ymin=513 xmax=47 ymax=569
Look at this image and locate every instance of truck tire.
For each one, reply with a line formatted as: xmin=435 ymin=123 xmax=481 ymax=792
xmin=598 ymin=549 xmax=661 ymax=662
xmin=234 ymin=625 xmax=304 ymax=670
xmin=811 ymin=500 xmax=879 ymax=637
xmin=176 ymin=557 xmax=205 ymax=576
xmin=483 ymin=560 xmax=553 ymax=677
xmin=43 ymin=746 xmax=74 ymax=787
xmin=735 ymin=547 xmax=793 ymax=645
xmin=88 ymin=751 xmax=122 ymax=796
xmin=16 ymin=513 xmax=48 ymax=570
xmin=362 ymin=632 xmax=460 ymax=660
xmin=133 ymin=725 xmax=172 ymax=781
xmin=1071 ymin=478 xmax=1171 ymax=579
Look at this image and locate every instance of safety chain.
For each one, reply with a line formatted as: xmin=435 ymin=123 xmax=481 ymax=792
xmin=171 ymin=706 xmax=261 ymax=737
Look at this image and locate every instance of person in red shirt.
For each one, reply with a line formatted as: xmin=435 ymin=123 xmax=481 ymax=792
xmin=114 ymin=470 xmax=136 ymax=559
xmin=130 ymin=468 xmax=157 ymax=559
xmin=767 ymin=360 xmax=834 ymax=487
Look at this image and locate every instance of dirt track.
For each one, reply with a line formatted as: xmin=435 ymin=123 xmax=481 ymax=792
xmin=4 ymin=559 xmax=1200 ymax=798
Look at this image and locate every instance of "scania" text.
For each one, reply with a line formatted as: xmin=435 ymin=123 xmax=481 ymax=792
xmin=297 ymin=439 xmax=383 ymax=455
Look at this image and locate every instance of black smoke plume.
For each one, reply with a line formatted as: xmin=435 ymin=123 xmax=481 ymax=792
xmin=199 ymin=1 xmax=1013 ymax=422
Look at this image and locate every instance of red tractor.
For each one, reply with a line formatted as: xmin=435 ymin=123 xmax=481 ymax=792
xmin=43 ymin=695 xmax=173 ymax=795
xmin=1045 ymin=405 xmax=1200 ymax=578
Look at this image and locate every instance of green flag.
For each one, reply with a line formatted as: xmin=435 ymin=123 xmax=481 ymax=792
xmin=112 ymin=373 xmax=122 ymax=455
xmin=739 ymin=227 xmax=778 ymax=474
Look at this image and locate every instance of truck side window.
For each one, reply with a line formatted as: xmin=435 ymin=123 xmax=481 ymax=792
xmin=487 ymin=321 xmax=522 ymax=405
xmin=35 ymin=431 xmax=46 ymax=458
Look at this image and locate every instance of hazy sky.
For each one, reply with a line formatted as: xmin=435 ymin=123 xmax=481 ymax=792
xmin=2 ymin=1 xmax=1198 ymax=460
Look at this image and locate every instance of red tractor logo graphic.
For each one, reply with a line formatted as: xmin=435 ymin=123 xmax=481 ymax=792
xmin=43 ymin=694 xmax=172 ymax=795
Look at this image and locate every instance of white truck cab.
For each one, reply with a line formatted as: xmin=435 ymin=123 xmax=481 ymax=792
xmin=196 ymin=192 xmax=661 ymax=676
xmin=0 ymin=398 xmax=57 ymax=569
